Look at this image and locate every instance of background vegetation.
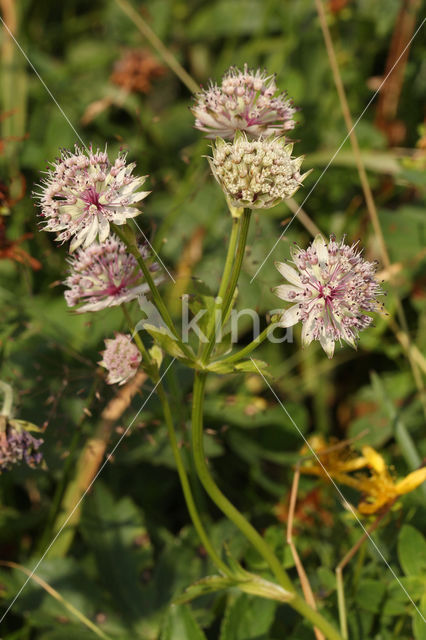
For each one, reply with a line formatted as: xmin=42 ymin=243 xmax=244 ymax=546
xmin=0 ymin=0 xmax=425 ymax=638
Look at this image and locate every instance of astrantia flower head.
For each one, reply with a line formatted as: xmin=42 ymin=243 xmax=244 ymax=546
xmin=35 ymin=145 xmax=150 ymax=252
xmin=192 ymin=65 xmax=297 ymax=140
xmin=64 ymin=235 xmax=159 ymax=313
xmin=0 ymin=418 xmax=43 ymax=472
xmin=209 ymin=134 xmax=306 ymax=210
xmin=99 ymin=333 xmax=142 ymax=385
xmin=275 ymin=234 xmax=384 ymax=358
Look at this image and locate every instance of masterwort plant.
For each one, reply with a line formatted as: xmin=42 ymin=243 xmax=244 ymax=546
xmin=17 ymin=61 xmax=422 ymax=640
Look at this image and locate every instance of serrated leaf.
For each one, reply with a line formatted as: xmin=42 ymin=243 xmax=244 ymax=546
xmin=80 ymin=484 xmax=153 ymax=627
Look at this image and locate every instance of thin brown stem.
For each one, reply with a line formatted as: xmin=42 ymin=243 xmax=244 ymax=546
xmin=286 ymin=198 xmax=322 ymax=238
xmin=0 ymin=561 xmax=111 ymax=639
xmin=287 ymin=466 xmax=325 ymax=640
xmin=49 ymin=371 xmax=147 ymax=557
xmin=335 ymin=502 xmax=395 ymax=639
xmin=115 ymin=0 xmax=199 ymax=95
xmin=314 ymin=0 xmax=425 ymax=415
xmin=374 ymin=0 xmax=422 ymax=144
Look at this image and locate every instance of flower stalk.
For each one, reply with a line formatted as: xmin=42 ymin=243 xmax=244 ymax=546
xmin=191 ymin=371 xmax=344 ymax=640
xmin=191 ymin=371 xmax=293 ymax=590
xmin=121 ymin=306 xmax=233 ymax=578
xmin=112 ymin=223 xmax=194 ymax=360
xmin=0 ymin=380 xmax=13 ymax=418
xmin=202 ymin=208 xmax=251 ymax=364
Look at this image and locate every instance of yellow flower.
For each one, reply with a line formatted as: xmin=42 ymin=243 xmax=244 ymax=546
xmin=299 ymin=437 xmax=426 ymax=515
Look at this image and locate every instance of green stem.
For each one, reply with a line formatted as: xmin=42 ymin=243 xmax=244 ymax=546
xmin=113 ymin=223 xmax=193 ymax=360
xmin=200 ymin=216 xmax=240 ymax=359
xmin=121 ymin=306 xmax=232 ymax=577
xmin=191 ymin=372 xmax=344 ymax=640
xmin=121 ymin=304 xmax=151 ymax=363
xmin=192 ymin=371 xmax=293 ymax=590
xmin=202 ymin=209 xmax=251 ymax=364
xmin=291 ymin=595 xmax=345 ymax=640
xmin=217 ymin=216 xmax=241 ymax=302
xmin=0 ymin=380 xmax=14 ymax=417
xmin=336 ymin=567 xmax=348 ymax=640
xmin=157 ymin=384 xmax=233 ymax=577
xmin=220 ymin=209 xmax=251 ymax=323
xmin=216 ymin=322 xmax=279 ymax=366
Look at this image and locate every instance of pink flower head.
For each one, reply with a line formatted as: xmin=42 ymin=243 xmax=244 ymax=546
xmin=99 ymin=333 xmax=142 ymax=385
xmin=275 ymin=234 xmax=384 ymax=358
xmin=35 ymin=145 xmax=150 ymax=252
xmin=64 ymin=235 xmax=159 ymax=313
xmin=0 ymin=422 xmax=43 ymax=471
xmin=192 ymin=64 xmax=298 ymax=140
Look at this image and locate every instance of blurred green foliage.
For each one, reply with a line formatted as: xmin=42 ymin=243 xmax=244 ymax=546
xmin=0 ymin=0 xmax=425 ymax=638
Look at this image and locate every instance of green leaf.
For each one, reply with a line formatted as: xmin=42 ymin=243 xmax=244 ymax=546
xmin=80 ymin=484 xmax=154 ymax=628
xmin=143 ymin=323 xmax=194 ymax=362
xmin=355 ymin=578 xmax=386 ymax=613
xmin=370 ymin=371 xmax=422 ymax=470
xmin=398 ymin=525 xmax=426 ymax=577
xmin=173 ymin=575 xmax=234 ymax=605
xmin=174 ymin=573 xmax=293 ymax=607
xmin=8 ymin=418 xmax=43 ymax=433
xmin=38 ymin=630 xmax=106 ymax=640
xmin=219 ymin=593 xmax=276 ymax=640
xmin=388 ymin=576 xmax=426 ymax=602
xmin=187 ymin=293 xmax=216 ymax=336
xmin=413 ymin=593 xmax=426 ymax=640
xmin=161 ymin=604 xmax=207 ymax=640
xmin=317 ymin=567 xmax=336 ymax=591
xmin=208 ymin=358 xmax=269 ymax=376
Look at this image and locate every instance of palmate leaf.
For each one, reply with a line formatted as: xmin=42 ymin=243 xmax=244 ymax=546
xmin=80 ymin=484 xmax=155 ymax=633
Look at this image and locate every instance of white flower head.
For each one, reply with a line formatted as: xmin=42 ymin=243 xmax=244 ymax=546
xmin=209 ymin=133 xmax=307 ymax=210
xmin=34 ymin=145 xmax=150 ymax=252
xmin=99 ymin=333 xmax=142 ymax=385
xmin=192 ymin=64 xmax=298 ymax=140
xmin=274 ymin=234 xmax=385 ymax=358
xmin=63 ymin=234 xmax=160 ymax=313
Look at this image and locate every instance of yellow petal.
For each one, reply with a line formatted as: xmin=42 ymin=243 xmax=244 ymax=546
xmin=362 ymin=446 xmax=386 ymax=474
xmin=396 ymin=467 xmax=426 ymax=495
xmin=358 ymin=495 xmax=389 ymax=515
